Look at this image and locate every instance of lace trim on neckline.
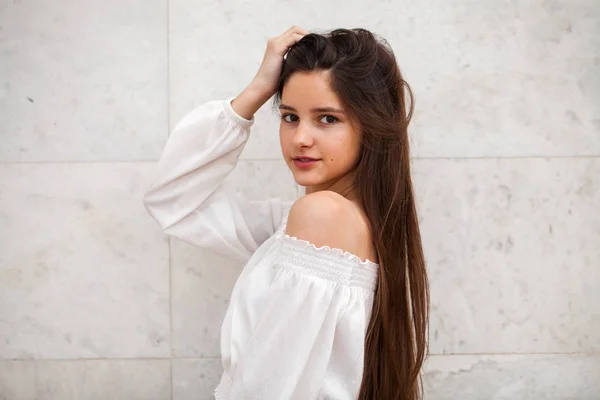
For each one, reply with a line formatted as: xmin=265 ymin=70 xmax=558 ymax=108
xmin=280 ymin=233 xmax=379 ymax=268
xmin=275 ymin=213 xmax=379 ymax=268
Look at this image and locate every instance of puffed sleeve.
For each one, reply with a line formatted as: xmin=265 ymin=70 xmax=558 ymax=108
xmin=216 ymin=235 xmax=378 ymax=399
xmin=143 ymin=99 xmax=290 ymax=264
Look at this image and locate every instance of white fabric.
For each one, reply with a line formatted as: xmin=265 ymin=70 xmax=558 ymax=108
xmin=144 ymin=99 xmax=378 ymax=399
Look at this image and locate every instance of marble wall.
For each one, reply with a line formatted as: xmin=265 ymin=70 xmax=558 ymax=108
xmin=1 ymin=0 xmax=598 ymax=399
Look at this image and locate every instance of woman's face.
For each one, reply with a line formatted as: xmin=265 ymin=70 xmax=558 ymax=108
xmin=279 ymin=70 xmax=361 ymax=194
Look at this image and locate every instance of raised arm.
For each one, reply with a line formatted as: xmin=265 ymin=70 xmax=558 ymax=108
xmin=144 ymin=26 xmax=309 ymax=264
xmin=143 ymin=97 xmax=288 ymax=264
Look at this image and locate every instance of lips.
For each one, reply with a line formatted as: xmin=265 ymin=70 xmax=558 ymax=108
xmin=292 ymin=156 xmax=320 ymax=169
xmin=293 ymin=157 xmax=319 ymax=162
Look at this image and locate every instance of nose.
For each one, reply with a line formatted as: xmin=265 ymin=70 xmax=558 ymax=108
xmin=291 ymin=122 xmax=314 ymax=148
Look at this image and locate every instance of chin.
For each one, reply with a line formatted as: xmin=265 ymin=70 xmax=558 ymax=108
xmin=290 ymin=171 xmax=324 ymax=187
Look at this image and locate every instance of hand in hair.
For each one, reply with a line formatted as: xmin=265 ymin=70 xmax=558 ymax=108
xmin=232 ymin=26 xmax=309 ymax=120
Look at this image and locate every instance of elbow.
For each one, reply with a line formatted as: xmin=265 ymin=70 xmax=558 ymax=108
xmin=142 ymin=187 xmax=189 ymax=236
xmin=142 ymin=188 xmax=170 ymax=231
xmin=142 ymin=188 xmax=155 ymax=212
xmin=142 ymin=188 xmax=157 ymax=218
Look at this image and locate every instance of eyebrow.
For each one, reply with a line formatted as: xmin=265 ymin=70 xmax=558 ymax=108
xmin=279 ymin=103 xmax=345 ymax=114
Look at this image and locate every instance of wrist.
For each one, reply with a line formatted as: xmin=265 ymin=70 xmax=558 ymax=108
xmin=231 ymin=85 xmax=273 ymax=120
xmin=244 ymin=82 xmax=274 ymax=104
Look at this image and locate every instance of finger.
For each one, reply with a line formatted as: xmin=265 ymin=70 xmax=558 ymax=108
xmin=295 ymin=27 xmax=310 ymax=36
xmin=284 ymin=25 xmax=309 ymax=36
xmin=280 ymin=32 xmax=305 ymax=49
xmin=290 ymin=32 xmax=305 ymax=43
xmin=282 ymin=25 xmax=297 ymax=36
xmin=290 ymin=26 xmax=309 ymax=35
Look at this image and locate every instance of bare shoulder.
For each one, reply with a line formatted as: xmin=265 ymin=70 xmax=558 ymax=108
xmin=286 ymin=191 xmax=376 ymax=263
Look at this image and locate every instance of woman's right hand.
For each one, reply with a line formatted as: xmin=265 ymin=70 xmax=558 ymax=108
xmin=251 ymin=25 xmax=309 ymax=96
xmin=232 ymin=26 xmax=309 ymax=120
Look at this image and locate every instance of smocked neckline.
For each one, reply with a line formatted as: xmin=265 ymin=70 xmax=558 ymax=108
xmin=276 ymin=214 xmax=379 ymax=269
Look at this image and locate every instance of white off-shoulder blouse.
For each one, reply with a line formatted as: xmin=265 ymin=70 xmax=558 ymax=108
xmin=143 ymin=98 xmax=379 ymax=399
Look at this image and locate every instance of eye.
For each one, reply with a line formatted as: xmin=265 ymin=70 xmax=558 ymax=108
xmin=319 ymin=115 xmax=338 ymax=125
xmin=281 ymin=113 xmax=299 ymax=123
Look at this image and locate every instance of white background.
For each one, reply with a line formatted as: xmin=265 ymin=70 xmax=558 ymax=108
xmin=1 ymin=0 xmax=599 ymax=398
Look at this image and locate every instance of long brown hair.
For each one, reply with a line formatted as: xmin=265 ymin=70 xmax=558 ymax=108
xmin=275 ymin=29 xmax=429 ymax=399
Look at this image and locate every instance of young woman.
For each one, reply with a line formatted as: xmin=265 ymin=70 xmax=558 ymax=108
xmin=144 ymin=26 xmax=429 ymax=400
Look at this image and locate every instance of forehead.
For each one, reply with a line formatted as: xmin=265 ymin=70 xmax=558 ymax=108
xmin=281 ymin=71 xmax=342 ymax=107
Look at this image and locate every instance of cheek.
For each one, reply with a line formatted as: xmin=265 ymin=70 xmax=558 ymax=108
xmin=326 ymin=135 xmax=360 ymax=166
xmin=347 ymin=131 xmax=362 ymax=161
xmin=279 ymin=127 xmax=290 ymax=154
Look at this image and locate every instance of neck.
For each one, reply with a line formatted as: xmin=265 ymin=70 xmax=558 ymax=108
xmin=304 ymin=171 xmax=358 ymax=201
